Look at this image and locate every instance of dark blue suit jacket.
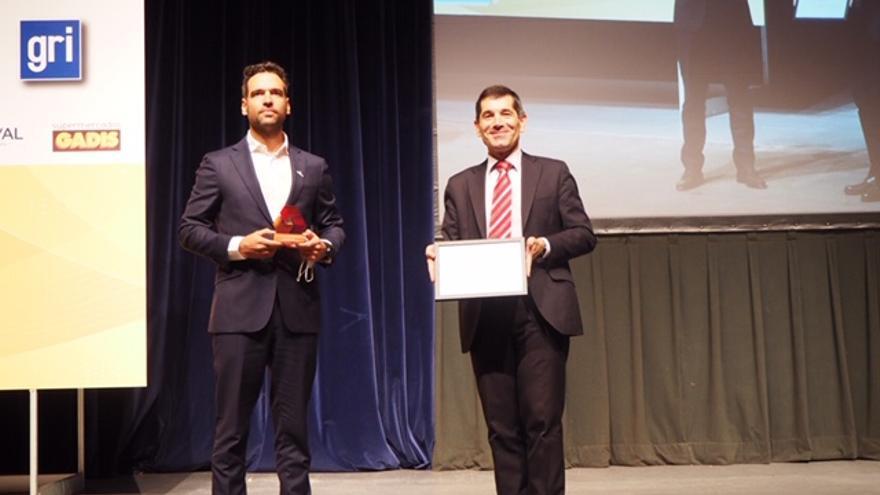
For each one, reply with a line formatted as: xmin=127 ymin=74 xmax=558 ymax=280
xmin=179 ymin=137 xmax=344 ymax=334
xmin=441 ymin=153 xmax=596 ymax=352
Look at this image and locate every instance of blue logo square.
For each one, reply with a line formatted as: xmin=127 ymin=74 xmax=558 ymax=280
xmin=20 ymin=20 xmax=82 ymax=81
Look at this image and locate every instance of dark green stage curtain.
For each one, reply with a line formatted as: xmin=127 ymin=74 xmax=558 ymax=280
xmin=434 ymin=231 xmax=880 ymax=468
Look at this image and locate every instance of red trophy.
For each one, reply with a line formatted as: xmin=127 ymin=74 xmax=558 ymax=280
xmin=273 ymin=205 xmax=308 ymax=244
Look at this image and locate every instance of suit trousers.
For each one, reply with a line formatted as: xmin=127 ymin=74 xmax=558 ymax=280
xmin=858 ymin=102 xmax=880 ymax=177
xmin=211 ymin=298 xmax=318 ymax=495
xmin=470 ymin=296 xmax=570 ymax=495
xmin=854 ymin=36 xmax=880 ymax=177
xmin=680 ymin=73 xmax=755 ymax=172
xmin=678 ymin=30 xmax=756 ymax=172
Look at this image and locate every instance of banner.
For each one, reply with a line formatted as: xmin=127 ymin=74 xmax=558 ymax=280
xmin=0 ymin=0 xmax=146 ymax=389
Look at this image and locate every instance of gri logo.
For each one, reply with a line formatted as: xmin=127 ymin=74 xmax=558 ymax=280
xmin=20 ymin=20 xmax=82 ymax=81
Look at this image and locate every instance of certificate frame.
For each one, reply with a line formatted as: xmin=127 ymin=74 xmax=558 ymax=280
xmin=434 ymin=238 xmax=529 ymax=300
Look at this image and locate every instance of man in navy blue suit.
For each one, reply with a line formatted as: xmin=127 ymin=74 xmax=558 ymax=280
xmin=180 ymin=61 xmax=344 ymax=495
xmin=428 ymin=85 xmax=596 ymax=495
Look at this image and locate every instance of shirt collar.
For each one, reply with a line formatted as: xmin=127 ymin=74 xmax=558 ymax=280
xmin=487 ymin=147 xmax=522 ymax=172
xmin=247 ymin=130 xmax=289 ymax=158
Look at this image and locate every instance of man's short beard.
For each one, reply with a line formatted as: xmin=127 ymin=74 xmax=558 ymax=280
xmin=250 ymin=116 xmax=285 ymax=137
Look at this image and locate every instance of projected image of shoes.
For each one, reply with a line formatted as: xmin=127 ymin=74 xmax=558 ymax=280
xmin=845 ymin=175 xmax=877 ymax=196
xmin=736 ymin=169 xmax=767 ymax=189
xmin=676 ymin=170 xmax=704 ymax=191
xmin=861 ymin=183 xmax=880 ymax=202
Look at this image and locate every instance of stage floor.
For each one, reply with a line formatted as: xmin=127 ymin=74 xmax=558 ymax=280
xmin=77 ymin=461 xmax=880 ymax=495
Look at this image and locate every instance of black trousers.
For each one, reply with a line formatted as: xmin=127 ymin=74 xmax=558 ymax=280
xmin=858 ymin=102 xmax=880 ymax=177
xmin=678 ymin=27 xmax=757 ymax=172
xmin=854 ymin=39 xmax=880 ymax=178
xmin=680 ymin=73 xmax=756 ymax=172
xmin=470 ymin=297 xmax=570 ymax=495
xmin=211 ymin=300 xmax=318 ymax=495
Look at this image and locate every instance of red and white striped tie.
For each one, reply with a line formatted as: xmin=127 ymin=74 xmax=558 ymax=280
xmin=488 ymin=161 xmax=513 ymax=239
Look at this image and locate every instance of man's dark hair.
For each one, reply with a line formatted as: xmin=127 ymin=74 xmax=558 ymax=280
xmin=241 ymin=61 xmax=289 ymax=97
xmin=474 ymin=85 xmax=525 ymax=121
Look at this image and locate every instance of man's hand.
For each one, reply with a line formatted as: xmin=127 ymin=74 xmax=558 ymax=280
xmin=294 ymin=229 xmax=329 ymax=263
xmin=526 ymin=236 xmax=546 ymax=259
xmin=525 ymin=236 xmax=546 ymax=277
xmin=425 ymin=243 xmax=437 ymax=282
xmin=239 ymin=228 xmax=283 ymax=259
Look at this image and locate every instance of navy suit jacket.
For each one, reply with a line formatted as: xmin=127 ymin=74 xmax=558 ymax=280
xmin=179 ymin=137 xmax=344 ymax=334
xmin=441 ymin=153 xmax=596 ymax=352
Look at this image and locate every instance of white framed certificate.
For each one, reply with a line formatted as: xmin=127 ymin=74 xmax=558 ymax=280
xmin=434 ymin=238 xmax=529 ymax=300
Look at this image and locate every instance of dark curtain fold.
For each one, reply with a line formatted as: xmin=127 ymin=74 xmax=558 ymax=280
xmin=84 ymin=0 xmax=434 ymax=475
xmin=434 ymin=231 xmax=880 ymax=468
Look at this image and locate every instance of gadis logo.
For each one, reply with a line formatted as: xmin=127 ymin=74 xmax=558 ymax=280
xmin=53 ymin=130 xmax=120 ymax=152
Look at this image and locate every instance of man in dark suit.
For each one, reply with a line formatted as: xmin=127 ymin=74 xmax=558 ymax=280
xmin=845 ymin=0 xmax=880 ymax=201
xmin=427 ymin=85 xmax=596 ymax=495
xmin=180 ymin=61 xmax=344 ymax=495
xmin=674 ymin=0 xmax=767 ymax=190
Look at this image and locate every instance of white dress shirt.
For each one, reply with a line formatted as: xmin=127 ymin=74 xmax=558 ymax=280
xmin=248 ymin=131 xmax=292 ymax=220
xmin=485 ymin=148 xmax=523 ymax=239
xmin=484 ymin=147 xmax=551 ymax=256
xmin=227 ymin=131 xmax=293 ymax=260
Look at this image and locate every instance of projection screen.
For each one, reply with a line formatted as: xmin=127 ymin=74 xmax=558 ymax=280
xmin=434 ymin=0 xmax=880 ymax=231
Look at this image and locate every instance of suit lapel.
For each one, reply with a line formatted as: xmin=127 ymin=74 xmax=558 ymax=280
xmin=287 ymin=147 xmax=305 ymax=206
xmin=468 ymin=161 xmax=487 ymax=238
xmin=230 ymin=138 xmax=273 ymax=224
xmin=521 ymin=152 xmax=541 ymax=229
